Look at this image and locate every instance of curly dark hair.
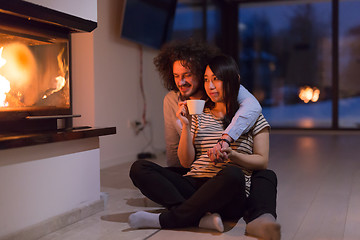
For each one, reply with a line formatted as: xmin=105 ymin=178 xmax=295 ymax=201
xmin=153 ymin=39 xmax=221 ymax=92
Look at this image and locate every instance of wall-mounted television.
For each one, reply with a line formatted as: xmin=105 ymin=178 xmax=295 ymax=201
xmin=120 ymin=0 xmax=177 ymax=49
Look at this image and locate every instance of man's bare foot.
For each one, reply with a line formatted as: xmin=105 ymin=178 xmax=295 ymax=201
xmin=245 ymin=213 xmax=281 ymax=240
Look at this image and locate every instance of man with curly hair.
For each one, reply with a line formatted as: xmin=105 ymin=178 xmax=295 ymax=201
xmin=153 ymin=39 xmax=262 ymax=169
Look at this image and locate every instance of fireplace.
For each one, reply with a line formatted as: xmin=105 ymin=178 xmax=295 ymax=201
xmin=0 ymin=1 xmax=115 ymax=149
xmin=0 ymin=1 xmax=96 ymax=133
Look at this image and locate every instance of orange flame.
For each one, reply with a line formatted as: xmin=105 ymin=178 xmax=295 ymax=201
xmin=42 ymin=48 xmax=67 ymax=99
xmin=0 ymin=47 xmax=6 ymax=67
xmin=299 ymin=86 xmax=320 ymax=103
xmin=0 ymin=47 xmax=10 ymax=107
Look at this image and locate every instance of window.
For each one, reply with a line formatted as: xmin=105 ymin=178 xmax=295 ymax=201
xmin=238 ymin=1 xmax=332 ymax=128
xmin=339 ymin=0 xmax=360 ymax=128
xmin=172 ymin=0 xmax=220 ymax=45
xmin=206 ymin=1 xmax=221 ymax=45
xmin=170 ymin=0 xmax=359 ymax=129
xmin=172 ymin=0 xmax=205 ymax=41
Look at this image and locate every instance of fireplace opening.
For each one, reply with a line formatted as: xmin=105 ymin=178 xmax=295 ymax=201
xmin=0 ymin=24 xmax=71 ymax=133
xmin=0 ymin=30 xmax=70 ymax=111
xmin=0 ymin=2 xmax=117 ymax=150
xmin=0 ymin=1 xmax=96 ymax=133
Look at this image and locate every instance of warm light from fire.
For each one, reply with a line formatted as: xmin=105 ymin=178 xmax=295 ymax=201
xmin=0 ymin=47 xmax=6 ymax=67
xmin=42 ymin=48 xmax=67 ymax=99
xmin=0 ymin=41 xmax=69 ymax=108
xmin=42 ymin=76 xmax=66 ymax=99
xmin=0 ymin=47 xmax=10 ymax=107
xmin=1 ymin=43 xmax=35 ymax=91
xmin=299 ymin=86 xmax=320 ymax=103
xmin=55 ymin=76 xmax=66 ymax=90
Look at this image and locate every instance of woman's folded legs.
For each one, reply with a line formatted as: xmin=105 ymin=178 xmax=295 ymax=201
xmin=159 ymin=165 xmax=247 ymax=229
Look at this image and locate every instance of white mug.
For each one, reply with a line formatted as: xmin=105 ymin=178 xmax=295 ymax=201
xmin=186 ymin=100 xmax=205 ymax=115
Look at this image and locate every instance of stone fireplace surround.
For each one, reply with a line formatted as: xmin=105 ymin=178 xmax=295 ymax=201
xmin=0 ymin=1 xmax=116 ymax=239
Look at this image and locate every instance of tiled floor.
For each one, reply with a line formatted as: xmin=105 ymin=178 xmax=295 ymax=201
xmin=40 ymin=131 xmax=360 ymax=240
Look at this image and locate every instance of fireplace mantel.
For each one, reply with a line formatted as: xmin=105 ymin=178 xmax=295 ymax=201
xmin=0 ymin=126 xmax=116 ymax=150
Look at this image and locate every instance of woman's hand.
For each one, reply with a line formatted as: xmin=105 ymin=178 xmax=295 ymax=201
xmin=220 ymin=146 xmax=233 ymax=160
xmin=176 ymin=101 xmax=189 ymax=126
xmin=207 ymin=143 xmax=231 ymax=164
xmin=207 ymin=138 xmax=231 ymax=164
xmin=218 ymin=128 xmax=270 ymax=170
xmin=177 ymin=101 xmax=195 ymax=168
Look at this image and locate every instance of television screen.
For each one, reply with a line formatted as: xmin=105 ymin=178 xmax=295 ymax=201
xmin=121 ymin=0 xmax=177 ymax=49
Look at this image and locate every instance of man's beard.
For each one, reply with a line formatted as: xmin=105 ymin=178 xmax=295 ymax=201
xmin=179 ymin=85 xmax=202 ymax=100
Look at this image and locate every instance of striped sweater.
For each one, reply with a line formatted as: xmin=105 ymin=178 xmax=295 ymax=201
xmin=184 ymin=108 xmax=270 ymax=195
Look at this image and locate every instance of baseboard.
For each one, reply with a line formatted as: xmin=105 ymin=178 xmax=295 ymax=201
xmin=0 ymin=198 xmax=104 ymax=240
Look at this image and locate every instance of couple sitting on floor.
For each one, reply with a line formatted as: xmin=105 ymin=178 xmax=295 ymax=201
xmin=128 ymin=40 xmax=281 ymax=240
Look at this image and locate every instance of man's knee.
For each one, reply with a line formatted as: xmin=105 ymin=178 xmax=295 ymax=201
xmin=252 ymin=169 xmax=277 ymax=188
xmin=219 ymin=165 xmax=245 ymax=185
xmin=129 ymin=159 xmax=151 ymax=180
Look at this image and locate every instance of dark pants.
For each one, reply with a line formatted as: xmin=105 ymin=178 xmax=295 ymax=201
xmin=165 ymin=166 xmax=190 ymax=175
xmin=129 ymin=159 xmax=277 ymax=228
xmin=243 ymin=169 xmax=277 ymax=223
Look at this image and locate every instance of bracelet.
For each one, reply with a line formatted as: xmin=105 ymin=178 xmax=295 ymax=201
xmin=217 ymin=138 xmax=231 ymax=147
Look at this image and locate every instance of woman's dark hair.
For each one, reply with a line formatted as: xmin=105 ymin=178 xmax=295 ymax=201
xmin=153 ymin=39 xmax=220 ymax=92
xmin=206 ymin=55 xmax=240 ymax=129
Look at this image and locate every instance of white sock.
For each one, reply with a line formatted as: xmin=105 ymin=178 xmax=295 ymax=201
xmin=128 ymin=211 xmax=161 ymax=229
xmin=199 ymin=212 xmax=224 ymax=232
xmin=245 ymin=213 xmax=281 ymax=240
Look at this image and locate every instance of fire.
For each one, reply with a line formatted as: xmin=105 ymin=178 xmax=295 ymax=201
xmin=299 ymin=86 xmax=320 ymax=103
xmin=0 ymin=47 xmax=10 ymax=107
xmin=0 ymin=47 xmax=6 ymax=67
xmin=42 ymin=48 xmax=67 ymax=99
xmin=1 ymin=43 xmax=35 ymax=91
xmin=0 ymin=41 xmax=69 ymax=108
xmin=42 ymin=76 xmax=66 ymax=99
